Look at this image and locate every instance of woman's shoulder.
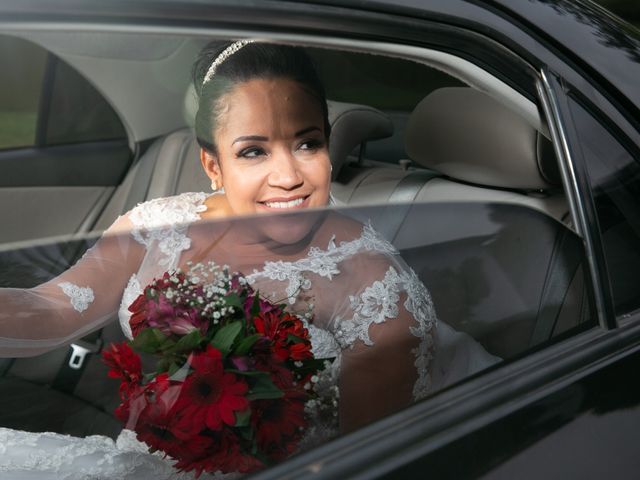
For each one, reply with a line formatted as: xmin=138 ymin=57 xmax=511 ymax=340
xmin=319 ymin=211 xmax=398 ymax=257
xmin=128 ymin=192 xmax=208 ymax=231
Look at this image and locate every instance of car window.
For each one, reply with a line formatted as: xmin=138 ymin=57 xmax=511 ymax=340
xmin=45 ymin=58 xmax=127 ymax=145
xmin=0 ymin=35 xmax=47 ymax=149
xmin=564 ymin=93 xmax=640 ymax=316
xmin=309 ymin=48 xmax=466 ymax=165
xmin=0 ymin=32 xmax=603 ymax=479
xmin=0 ymin=34 xmax=126 ymax=150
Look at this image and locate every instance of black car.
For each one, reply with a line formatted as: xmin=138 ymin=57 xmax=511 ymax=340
xmin=0 ymin=0 xmax=638 ymax=478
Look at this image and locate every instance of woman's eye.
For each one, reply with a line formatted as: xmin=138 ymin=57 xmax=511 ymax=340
xmin=237 ymin=147 xmax=266 ymax=159
xmin=298 ymin=139 xmax=324 ymax=152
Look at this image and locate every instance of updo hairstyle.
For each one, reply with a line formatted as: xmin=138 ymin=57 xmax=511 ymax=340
xmin=193 ymin=42 xmax=331 ymax=155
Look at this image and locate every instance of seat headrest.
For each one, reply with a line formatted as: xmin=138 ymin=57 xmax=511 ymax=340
xmin=405 ymin=87 xmax=560 ymax=190
xmin=327 ymin=101 xmax=393 ymax=179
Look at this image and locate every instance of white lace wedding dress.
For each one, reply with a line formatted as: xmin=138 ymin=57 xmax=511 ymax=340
xmin=0 ymin=192 xmax=498 ymax=479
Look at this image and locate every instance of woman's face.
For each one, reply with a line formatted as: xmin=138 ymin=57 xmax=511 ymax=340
xmin=200 ymin=77 xmax=331 ymax=246
xmin=201 ymin=77 xmax=331 ymax=218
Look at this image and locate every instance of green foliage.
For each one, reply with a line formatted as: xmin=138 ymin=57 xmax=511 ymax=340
xmin=210 ymin=321 xmax=242 ymax=355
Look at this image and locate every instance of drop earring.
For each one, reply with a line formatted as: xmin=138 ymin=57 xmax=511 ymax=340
xmin=211 ymin=181 xmax=218 ymax=192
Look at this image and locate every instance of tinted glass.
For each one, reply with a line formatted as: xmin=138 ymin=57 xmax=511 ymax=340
xmin=46 ymin=58 xmax=127 ymax=145
xmin=566 ymin=95 xmax=640 ymax=315
xmin=309 ymin=49 xmax=465 ymax=165
xmin=309 ymin=48 xmax=465 ymax=111
xmin=0 ymin=35 xmax=47 ymax=149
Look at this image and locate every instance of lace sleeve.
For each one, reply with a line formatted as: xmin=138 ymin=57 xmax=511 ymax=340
xmin=330 ymin=252 xmax=437 ymax=432
xmin=0 ymin=213 xmax=146 ymax=357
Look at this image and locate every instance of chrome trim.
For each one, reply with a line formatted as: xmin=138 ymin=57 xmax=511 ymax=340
xmin=537 ymin=68 xmax=614 ymax=329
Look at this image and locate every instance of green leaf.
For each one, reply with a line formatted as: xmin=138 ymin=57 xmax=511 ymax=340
xmin=210 ymin=321 xmax=242 ymax=355
xmin=235 ymin=409 xmax=252 ymax=427
xmin=168 ymin=362 xmax=181 ymax=376
xmin=234 ymin=334 xmax=261 ymax=356
xmin=250 ymin=294 xmax=261 ymax=318
xmin=130 ymin=328 xmax=169 ymax=354
xmin=286 ymin=333 xmax=305 ymax=344
xmin=167 ymin=330 xmax=203 ymax=354
xmin=224 ymin=293 xmax=243 ymax=309
xmin=169 ymin=362 xmax=190 ymax=381
xmin=247 ymin=375 xmax=283 ymax=400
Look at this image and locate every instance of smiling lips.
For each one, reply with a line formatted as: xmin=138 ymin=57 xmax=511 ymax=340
xmin=260 ymin=195 xmax=309 ymax=209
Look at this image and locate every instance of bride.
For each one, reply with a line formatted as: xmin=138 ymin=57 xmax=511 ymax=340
xmin=0 ymin=41 xmax=497 ymax=479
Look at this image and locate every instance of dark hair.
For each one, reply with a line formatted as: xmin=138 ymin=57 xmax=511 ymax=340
xmin=193 ymin=42 xmax=330 ymax=154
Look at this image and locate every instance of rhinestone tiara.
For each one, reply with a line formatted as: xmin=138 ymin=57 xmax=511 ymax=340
xmin=202 ymin=39 xmax=255 ymax=86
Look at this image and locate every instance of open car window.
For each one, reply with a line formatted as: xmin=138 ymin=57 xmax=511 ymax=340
xmin=0 ymin=27 xmax=605 ymax=479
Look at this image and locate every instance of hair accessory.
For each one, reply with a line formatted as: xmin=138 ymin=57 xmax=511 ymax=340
xmin=203 ymin=40 xmax=255 ymax=86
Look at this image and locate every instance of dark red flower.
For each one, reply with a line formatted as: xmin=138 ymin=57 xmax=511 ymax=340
xmin=102 ymin=342 xmax=142 ymax=396
xmin=134 ymin=374 xmax=184 ymax=455
xmin=173 ymin=429 xmax=263 ymax=477
xmin=128 ymin=294 xmax=150 ymax=337
xmin=174 ymin=346 xmax=249 ymax=432
xmin=252 ymin=371 xmax=308 ymax=460
xmin=253 ymin=311 xmax=313 ymax=362
xmin=243 ymin=293 xmax=280 ymax=320
xmin=128 ymin=271 xmax=208 ymax=338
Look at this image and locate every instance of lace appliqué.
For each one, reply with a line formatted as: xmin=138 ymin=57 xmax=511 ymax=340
xmin=58 ymin=282 xmax=95 ymax=313
xmin=129 ymin=192 xmax=207 ymax=268
xmin=401 ymin=268 xmax=437 ymax=400
xmin=334 ymin=266 xmax=400 ymax=348
xmin=334 ymin=266 xmax=437 ymax=401
xmin=119 ymin=274 xmax=143 ymax=340
xmin=248 ymin=222 xmax=397 ymax=304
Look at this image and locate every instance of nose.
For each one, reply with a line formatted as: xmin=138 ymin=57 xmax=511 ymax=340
xmin=268 ymin=148 xmax=303 ymax=190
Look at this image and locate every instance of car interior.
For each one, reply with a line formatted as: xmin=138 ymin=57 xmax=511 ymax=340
xmin=0 ymin=31 xmax=593 ymax=440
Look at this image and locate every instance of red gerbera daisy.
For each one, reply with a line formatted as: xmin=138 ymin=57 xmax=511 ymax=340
xmin=252 ymin=370 xmax=308 ymax=459
xmin=174 ymin=346 xmax=249 ymax=432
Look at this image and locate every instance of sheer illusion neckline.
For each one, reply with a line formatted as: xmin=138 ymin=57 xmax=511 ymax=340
xmin=171 ymin=192 xmax=396 ymax=282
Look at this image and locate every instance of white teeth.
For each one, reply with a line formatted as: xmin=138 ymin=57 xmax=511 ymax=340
xmin=264 ymin=198 xmax=304 ymax=209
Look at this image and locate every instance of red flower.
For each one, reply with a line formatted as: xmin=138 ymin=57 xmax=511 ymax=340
xmin=252 ymin=370 xmax=308 ymax=459
xmin=129 ymin=293 xmax=207 ymax=338
xmin=173 ymin=429 xmax=263 ymax=477
xmin=128 ymin=271 xmax=209 ymax=338
xmin=254 ymin=311 xmax=313 ymax=362
xmin=134 ymin=374 xmax=185 ymax=456
xmin=128 ymin=294 xmax=150 ymax=338
xmin=174 ymin=346 xmax=249 ymax=432
xmin=102 ymin=342 xmax=142 ymax=396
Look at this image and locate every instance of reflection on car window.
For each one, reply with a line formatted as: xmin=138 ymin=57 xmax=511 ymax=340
xmin=0 ymin=35 xmax=601 ymax=478
xmin=0 ymin=34 xmax=126 ymax=151
xmin=309 ymin=48 xmax=466 ymax=164
xmin=566 ymin=95 xmax=640 ymax=315
xmin=0 ymin=35 xmax=47 ymax=150
xmin=46 ymin=58 xmax=126 ymax=145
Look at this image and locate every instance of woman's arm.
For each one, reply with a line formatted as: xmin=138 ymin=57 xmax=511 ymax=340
xmin=335 ymin=254 xmax=437 ymax=433
xmin=0 ymin=214 xmax=145 ymax=357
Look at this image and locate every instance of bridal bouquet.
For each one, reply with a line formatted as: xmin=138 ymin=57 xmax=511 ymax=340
xmin=102 ymin=262 xmax=328 ymax=477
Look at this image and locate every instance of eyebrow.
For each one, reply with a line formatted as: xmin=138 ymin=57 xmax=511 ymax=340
xmin=232 ymin=135 xmax=268 ymax=145
xmin=295 ymin=126 xmax=322 ymax=137
xmin=231 ymin=126 xmax=322 ymax=146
